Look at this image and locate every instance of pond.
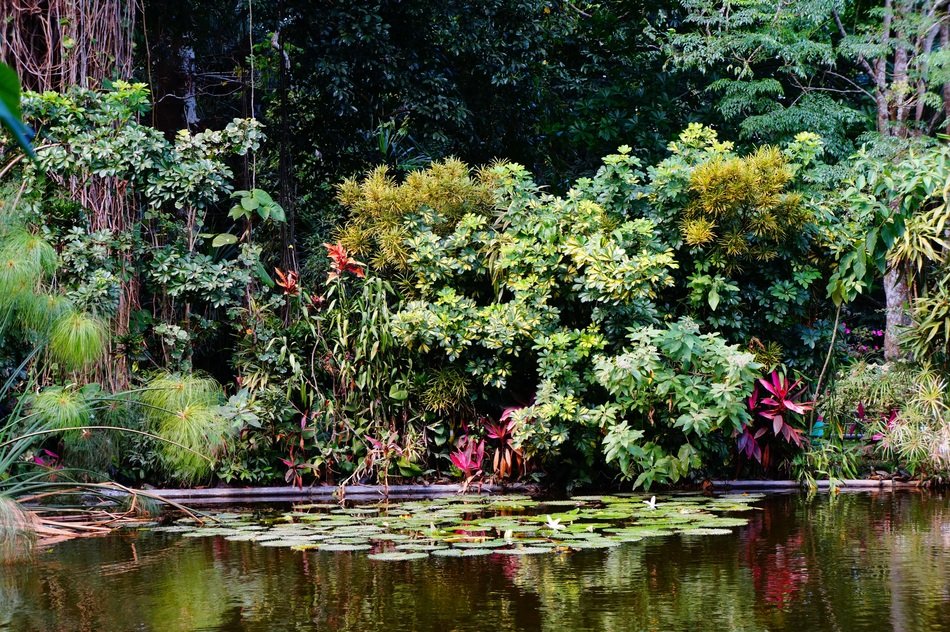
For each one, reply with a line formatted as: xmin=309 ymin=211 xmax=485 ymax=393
xmin=3 ymin=491 xmax=949 ymax=631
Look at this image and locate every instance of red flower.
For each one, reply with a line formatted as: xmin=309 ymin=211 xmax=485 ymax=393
xmin=323 ymin=242 xmax=366 ymax=280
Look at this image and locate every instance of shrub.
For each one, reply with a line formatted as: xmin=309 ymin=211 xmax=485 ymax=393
xmin=376 ymin=154 xmax=759 ymax=486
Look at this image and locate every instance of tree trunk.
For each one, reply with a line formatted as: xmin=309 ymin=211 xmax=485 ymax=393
xmin=883 ymin=264 xmax=911 ymax=360
xmin=180 ymin=45 xmax=199 ymax=130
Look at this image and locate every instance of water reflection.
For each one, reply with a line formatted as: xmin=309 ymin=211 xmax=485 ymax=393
xmin=2 ymin=492 xmax=949 ymax=631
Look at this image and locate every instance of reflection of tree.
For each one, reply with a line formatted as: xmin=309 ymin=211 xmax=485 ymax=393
xmin=0 ymin=573 xmax=23 ymax=629
xmin=6 ymin=495 xmax=950 ymax=631
xmin=739 ymin=492 xmax=950 ymax=631
xmin=501 ymin=537 xmax=761 ymax=631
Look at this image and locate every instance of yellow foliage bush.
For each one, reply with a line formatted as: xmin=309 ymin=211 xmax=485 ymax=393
xmin=680 ymin=145 xmax=811 ymax=265
xmin=336 ymin=158 xmax=499 ymax=272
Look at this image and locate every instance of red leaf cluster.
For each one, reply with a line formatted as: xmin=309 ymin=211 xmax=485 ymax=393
xmin=323 ymin=242 xmax=366 ymax=280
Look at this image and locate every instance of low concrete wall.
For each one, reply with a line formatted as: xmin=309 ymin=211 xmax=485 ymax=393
xmin=139 ymin=483 xmax=528 ymax=504
xmin=136 ymin=479 xmax=923 ymax=505
xmin=710 ymin=479 xmax=921 ymax=490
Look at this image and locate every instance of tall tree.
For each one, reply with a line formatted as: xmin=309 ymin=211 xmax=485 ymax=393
xmin=667 ymin=0 xmax=950 ymax=359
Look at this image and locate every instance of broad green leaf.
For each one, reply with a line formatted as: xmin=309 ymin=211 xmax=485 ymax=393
xmin=252 ymin=188 xmax=274 ymax=205
xmin=707 ymin=288 xmax=720 ymax=311
xmin=268 ymin=202 xmax=287 ymax=222
xmin=254 ymin=260 xmax=274 ymax=287
xmin=0 ymin=63 xmax=34 ymax=157
xmin=212 ymin=233 xmax=239 ymax=248
xmin=229 ymin=204 xmax=250 ymax=221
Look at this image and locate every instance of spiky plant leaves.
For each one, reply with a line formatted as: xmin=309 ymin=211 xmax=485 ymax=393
xmin=139 ymin=373 xmax=226 ymax=482
xmin=0 ymin=230 xmax=56 ymax=316
xmin=0 ymin=252 xmax=39 ymax=311
xmin=336 ymin=159 xmax=495 ymax=273
xmin=140 ymin=373 xmax=221 ymax=413
xmin=421 ymin=368 xmax=469 ymax=413
xmin=48 ymin=311 xmax=108 ymax=371
xmin=681 ymin=143 xmax=809 ymax=264
xmin=29 ymin=385 xmax=92 ymax=434
xmin=15 ymin=292 xmax=72 ymax=336
xmin=2 ymin=231 xmax=56 ymax=277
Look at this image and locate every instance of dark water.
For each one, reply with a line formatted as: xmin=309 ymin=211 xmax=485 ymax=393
xmin=3 ymin=492 xmax=950 ymax=632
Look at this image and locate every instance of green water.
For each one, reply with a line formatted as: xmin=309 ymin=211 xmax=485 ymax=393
xmin=3 ymin=492 xmax=949 ymax=631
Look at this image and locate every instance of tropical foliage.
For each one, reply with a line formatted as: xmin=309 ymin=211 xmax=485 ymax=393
xmin=5 ymin=0 xmax=950 ymax=498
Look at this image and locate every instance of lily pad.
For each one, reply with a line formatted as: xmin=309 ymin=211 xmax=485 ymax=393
xmin=432 ymin=548 xmax=494 ymax=557
xmin=318 ymin=543 xmax=373 ymax=552
xmin=259 ymin=538 xmax=313 ymax=547
xmin=369 ymin=533 xmax=413 ymax=542
xmin=367 ymin=552 xmax=429 ymax=561
xmin=224 ymin=534 xmax=260 ymax=542
xmin=395 ymin=543 xmax=448 ymax=552
xmin=494 ymin=547 xmax=552 ymax=555
xmin=567 ymin=539 xmax=622 ymax=550
xmin=678 ymin=527 xmax=734 ymax=536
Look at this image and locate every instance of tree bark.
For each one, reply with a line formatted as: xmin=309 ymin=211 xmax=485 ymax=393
xmin=883 ymin=264 xmax=912 ymax=360
xmin=179 ymin=44 xmax=199 ymax=130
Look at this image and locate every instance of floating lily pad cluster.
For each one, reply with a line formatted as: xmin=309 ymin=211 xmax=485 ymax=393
xmin=153 ymin=493 xmax=762 ymax=561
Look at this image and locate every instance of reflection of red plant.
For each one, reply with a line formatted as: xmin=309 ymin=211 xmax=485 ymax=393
xmin=742 ymin=512 xmax=809 ymax=611
xmin=275 ymin=268 xmax=300 ymax=295
xmin=750 ymin=542 xmax=809 ymax=609
xmin=323 ymin=243 xmax=365 ymax=280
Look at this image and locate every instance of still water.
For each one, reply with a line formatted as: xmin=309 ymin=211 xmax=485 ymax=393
xmin=3 ymin=492 xmax=949 ymax=631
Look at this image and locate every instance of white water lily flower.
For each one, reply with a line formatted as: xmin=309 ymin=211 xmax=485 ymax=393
xmin=644 ymin=496 xmax=657 ymax=510
xmin=503 ymin=529 xmax=513 ymax=542
xmin=545 ymin=515 xmax=566 ymax=531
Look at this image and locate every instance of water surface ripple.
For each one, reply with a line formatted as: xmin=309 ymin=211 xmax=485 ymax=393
xmin=3 ymin=492 xmax=949 ymax=631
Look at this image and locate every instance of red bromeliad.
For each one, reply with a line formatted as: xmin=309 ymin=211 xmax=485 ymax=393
xmin=323 ymin=242 xmax=366 ymax=280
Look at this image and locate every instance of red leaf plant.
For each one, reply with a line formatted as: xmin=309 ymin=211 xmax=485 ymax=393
xmin=323 ymin=242 xmax=366 ymax=280
xmin=280 ymin=444 xmax=320 ymax=488
xmin=274 ymin=268 xmax=300 ymax=295
xmin=450 ymin=436 xmax=485 ymax=482
xmin=739 ymin=371 xmax=813 ymax=468
xmin=484 ymin=406 xmax=524 ymax=480
xmin=32 ymin=449 xmax=62 ymax=469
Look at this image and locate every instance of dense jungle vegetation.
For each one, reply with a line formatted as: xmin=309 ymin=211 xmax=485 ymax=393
xmin=2 ymin=0 xmax=950 ymax=509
